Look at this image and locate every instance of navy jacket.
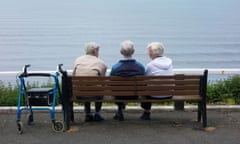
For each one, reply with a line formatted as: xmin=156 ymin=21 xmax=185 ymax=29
xmin=110 ymin=59 xmax=145 ymax=77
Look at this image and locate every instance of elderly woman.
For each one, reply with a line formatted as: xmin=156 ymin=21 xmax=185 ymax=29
xmin=141 ymin=42 xmax=174 ymax=120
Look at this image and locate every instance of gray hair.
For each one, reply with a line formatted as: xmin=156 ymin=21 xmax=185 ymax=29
xmin=147 ymin=42 xmax=164 ymax=56
xmin=85 ymin=42 xmax=100 ymax=55
xmin=120 ymin=40 xmax=135 ymax=56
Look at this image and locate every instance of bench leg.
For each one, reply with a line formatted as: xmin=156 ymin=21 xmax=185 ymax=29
xmin=197 ymin=101 xmax=207 ymax=128
xmin=70 ymin=102 xmax=74 ymax=122
xmin=62 ymin=74 xmax=72 ymax=131
xmin=197 ymin=102 xmax=202 ymax=122
xmin=63 ymin=100 xmax=71 ymax=130
xmin=202 ymin=101 xmax=207 ymax=128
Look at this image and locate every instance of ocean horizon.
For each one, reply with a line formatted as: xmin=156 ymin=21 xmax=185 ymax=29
xmin=0 ymin=0 xmax=240 ymax=83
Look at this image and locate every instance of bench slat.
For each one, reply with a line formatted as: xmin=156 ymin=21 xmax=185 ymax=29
xmin=71 ymin=75 xmax=201 ymax=79
xmin=74 ymin=95 xmax=202 ymax=102
xmin=72 ymin=79 xmax=200 ymax=85
xmin=72 ymin=90 xmax=200 ymax=96
xmin=72 ymin=85 xmax=199 ymax=91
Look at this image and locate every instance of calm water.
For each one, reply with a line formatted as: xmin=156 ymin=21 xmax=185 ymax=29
xmin=0 ymin=0 xmax=240 ymax=83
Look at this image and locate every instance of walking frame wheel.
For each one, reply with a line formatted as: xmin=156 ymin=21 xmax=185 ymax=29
xmin=17 ymin=121 xmax=23 ymax=134
xmin=52 ymin=120 xmax=65 ymax=132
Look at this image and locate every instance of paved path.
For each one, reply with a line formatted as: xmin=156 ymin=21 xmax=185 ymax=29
xmin=1 ymin=108 xmax=240 ymax=144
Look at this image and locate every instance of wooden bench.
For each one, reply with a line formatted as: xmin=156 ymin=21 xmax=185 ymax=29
xmin=61 ymin=70 xmax=208 ymax=130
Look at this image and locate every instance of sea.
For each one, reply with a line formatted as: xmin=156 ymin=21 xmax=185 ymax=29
xmin=0 ymin=0 xmax=240 ymax=84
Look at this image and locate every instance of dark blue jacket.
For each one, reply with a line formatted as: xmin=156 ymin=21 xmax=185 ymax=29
xmin=110 ymin=59 xmax=145 ymax=77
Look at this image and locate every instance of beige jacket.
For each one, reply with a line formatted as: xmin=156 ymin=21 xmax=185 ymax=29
xmin=73 ymin=55 xmax=107 ymax=76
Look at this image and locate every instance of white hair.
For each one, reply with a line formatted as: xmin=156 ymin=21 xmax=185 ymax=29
xmin=85 ymin=42 xmax=100 ymax=55
xmin=147 ymin=42 xmax=164 ymax=56
xmin=120 ymin=40 xmax=135 ymax=56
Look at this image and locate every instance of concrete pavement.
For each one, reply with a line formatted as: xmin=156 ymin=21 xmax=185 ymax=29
xmin=1 ymin=106 xmax=240 ymax=144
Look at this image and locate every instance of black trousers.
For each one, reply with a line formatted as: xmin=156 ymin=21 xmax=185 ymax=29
xmin=141 ymin=96 xmax=173 ymax=111
xmin=141 ymin=102 xmax=152 ymax=111
xmin=115 ymin=96 xmax=138 ymax=112
xmin=84 ymin=101 xmax=102 ymax=114
xmin=76 ymin=96 xmax=103 ymax=114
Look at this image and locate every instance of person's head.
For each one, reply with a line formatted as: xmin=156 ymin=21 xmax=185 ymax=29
xmin=120 ymin=40 xmax=135 ymax=58
xmin=147 ymin=42 xmax=164 ymax=59
xmin=85 ymin=42 xmax=100 ymax=57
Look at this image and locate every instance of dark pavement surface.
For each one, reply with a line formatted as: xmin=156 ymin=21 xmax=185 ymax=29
xmin=1 ymin=108 xmax=240 ymax=144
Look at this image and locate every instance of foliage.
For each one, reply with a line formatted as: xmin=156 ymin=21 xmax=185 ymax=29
xmin=0 ymin=81 xmax=19 ymax=106
xmin=223 ymin=75 xmax=240 ymax=104
xmin=0 ymin=80 xmax=60 ymax=106
xmin=207 ymin=75 xmax=240 ymax=104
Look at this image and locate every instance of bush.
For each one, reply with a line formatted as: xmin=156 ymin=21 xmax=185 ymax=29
xmin=0 ymin=80 xmax=60 ymax=106
xmin=0 ymin=81 xmax=19 ymax=106
xmin=207 ymin=75 xmax=240 ymax=104
xmin=224 ymin=75 xmax=240 ymax=104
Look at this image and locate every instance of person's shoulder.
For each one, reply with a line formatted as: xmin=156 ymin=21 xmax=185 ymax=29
xmin=98 ymin=59 xmax=107 ymax=67
xmin=145 ymin=60 xmax=155 ymax=70
xmin=135 ymin=60 xmax=144 ymax=67
xmin=111 ymin=61 xmax=122 ymax=69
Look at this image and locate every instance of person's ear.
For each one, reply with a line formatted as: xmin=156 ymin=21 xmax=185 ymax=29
xmin=94 ymin=49 xmax=99 ymax=57
xmin=132 ymin=49 xmax=135 ymax=54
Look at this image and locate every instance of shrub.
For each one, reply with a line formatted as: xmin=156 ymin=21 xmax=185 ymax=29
xmin=207 ymin=75 xmax=240 ymax=104
xmin=224 ymin=75 xmax=240 ymax=104
xmin=0 ymin=80 xmax=60 ymax=106
xmin=0 ymin=81 xmax=19 ymax=106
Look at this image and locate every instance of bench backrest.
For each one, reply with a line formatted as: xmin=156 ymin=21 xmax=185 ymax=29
xmin=68 ymin=70 xmax=208 ymax=101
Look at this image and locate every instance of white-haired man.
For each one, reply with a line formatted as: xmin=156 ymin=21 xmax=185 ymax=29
xmin=110 ymin=40 xmax=145 ymax=121
xmin=73 ymin=42 xmax=107 ymax=122
xmin=140 ymin=42 xmax=173 ymax=120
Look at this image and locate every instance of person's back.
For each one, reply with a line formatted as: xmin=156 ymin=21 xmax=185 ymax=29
xmin=110 ymin=40 xmax=145 ymax=121
xmin=73 ymin=42 xmax=107 ymax=122
xmin=141 ymin=42 xmax=173 ymax=120
xmin=74 ymin=55 xmax=106 ymax=76
xmin=145 ymin=55 xmax=173 ymax=76
xmin=111 ymin=59 xmax=145 ymax=77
